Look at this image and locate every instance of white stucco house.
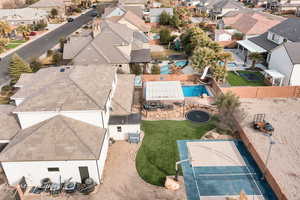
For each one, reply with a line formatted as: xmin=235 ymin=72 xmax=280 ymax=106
xmin=148 ymin=8 xmax=173 ymax=23
xmin=0 ymin=64 xmax=141 ymax=186
xmin=268 ymin=42 xmax=300 ymax=86
xmin=0 ymin=8 xmax=48 ymax=26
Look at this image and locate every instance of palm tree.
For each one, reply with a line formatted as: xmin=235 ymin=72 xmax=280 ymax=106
xmin=218 ymin=51 xmax=233 ymax=68
xmin=212 ymin=65 xmax=227 ymax=83
xmin=16 ymin=25 xmax=31 ymax=40
xmin=248 ymin=52 xmax=264 ymax=70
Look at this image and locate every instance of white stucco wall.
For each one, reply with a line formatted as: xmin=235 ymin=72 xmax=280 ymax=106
xmin=15 ymin=110 xmax=105 ymax=129
xmin=289 ymin=64 xmax=300 ymax=86
xmin=215 ymin=32 xmax=232 ymax=41
xmin=97 ymin=131 xmax=110 ymax=181
xmin=269 ymin=46 xmax=293 ymax=85
xmin=109 ymin=124 xmax=140 ymax=140
xmin=267 ymin=31 xmax=285 ymax=45
xmin=2 ymin=160 xmax=101 ymax=186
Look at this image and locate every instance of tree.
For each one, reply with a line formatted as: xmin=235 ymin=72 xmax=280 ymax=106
xmin=212 ymin=65 xmax=227 ymax=83
xmin=130 ymin=64 xmax=142 ymax=75
xmin=29 ymin=58 xmax=43 ymax=72
xmin=214 ymin=92 xmax=245 ymax=136
xmin=159 ymin=11 xmax=171 ymax=25
xmin=151 ymin=64 xmax=160 ymax=74
xmin=52 ymin=52 xmax=63 ymax=66
xmin=0 ymin=21 xmax=12 ymax=38
xmin=249 ymin=52 xmax=264 ymax=69
xmin=159 ymin=28 xmax=172 ymax=45
xmin=9 ymin=54 xmax=32 ymax=84
xmin=191 ymin=47 xmax=217 ymax=73
xmin=170 ymin=14 xmax=181 ymax=29
xmin=51 ymin=8 xmax=59 ymax=18
xmin=59 ymin=37 xmax=67 ymax=52
xmin=217 ymin=51 xmax=233 ymax=68
xmin=180 ymin=27 xmax=206 ymax=55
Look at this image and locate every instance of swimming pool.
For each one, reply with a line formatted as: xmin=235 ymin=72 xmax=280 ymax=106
xmin=152 ymin=34 xmax=160 ymax=40
xmin=175 ymin=60 xmax=188 ymax=67
xmin=182 ymin=85 xmax=209 ymax=97
xmin=160 ymin=65 xmax=170 ymax=74
xmin=220 ymin=61 xmax=238 ymax=68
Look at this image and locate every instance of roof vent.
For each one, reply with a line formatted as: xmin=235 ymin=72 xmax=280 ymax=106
xmin=60 ymin=68 xmax=65 ymax=72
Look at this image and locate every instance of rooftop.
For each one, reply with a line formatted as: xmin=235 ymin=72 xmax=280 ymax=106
xmin=0 ymin=8 xmax=48 ymax=21
xmin=240 ymin=98 xmax=300 ymax=200
xmin=223 ymin=10 xmax=285 ymax=35
xmin=0 ymin=105 xmax=20 ymax=141
xmin=13 ymin=65 xmax=116 ymax=112
xmin=149 ymin=8 xmax=173 ymax=17
xmin=283 ymin=42 xmax=300 ymax=64
xmin=0 ymin=115 xmax=106 ymax=162
xmin=269 ymin=18 xmax=300 ymax=42
xmin=111 ymin=74 xmax=135 ymax=116
xmin=145 ymin=81 xmax=184 ymax=101
xmin=29 ymin=0 xmax=65 ymax=8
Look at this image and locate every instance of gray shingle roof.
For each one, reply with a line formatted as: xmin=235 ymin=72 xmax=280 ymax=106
xmin=212 ymin=0 xmax=242 ymax=9
xmin=0 ymin=105 xmax=20 ymax=141
xmin=0 ymin=115 xmax=106 ymax=162
xmin=118 ymin=0 xmax=147 ymax=5
xmin=283 ymin=42 xmax=300 ymax=64
xmin=269 ymin=18 xmax=300 ymax=42
xmin=248 ymin=32 xmax=279 ymax=51
xmin=130 ymin=49 xmax=151 ymax=63
xmin=111 ymin=75 xmax=135 ymax=115
xmin=63 ymin=35 xmax=93 ymax=60
xmin=73 ymin=20 xmax=133 ymax=65
xmin=13 ymin=65 xmax=116 ymax=112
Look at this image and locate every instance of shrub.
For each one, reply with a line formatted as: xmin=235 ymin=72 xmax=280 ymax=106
xmin=151 ymin=64 xmax=160 ymax=74
xmin=159 ymin=11 xmax=171 ymax=25
xmin=30 ymin=58 xmax=43 ymax=72
xmin=159 ymin=28 xmax=172 ymax=44
xmin=52 ymin=52 xmax=63 ymax=66
xmin=130 ymin=64 xmax=142 ymax=75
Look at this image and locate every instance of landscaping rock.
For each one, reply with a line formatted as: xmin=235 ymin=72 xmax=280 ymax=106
xmin=202 ymin=129 xmax=234 ymax=140
xmin=165 ymin=176 xmax=180 ymax=191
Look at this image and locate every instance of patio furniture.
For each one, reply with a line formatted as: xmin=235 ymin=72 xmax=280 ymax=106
xmin=50 ymin=183 xmax=61 ymax=195
xmin=128 ymin=132 xmax=141 ymax=144
xmin=63 ymin=178 xmax=76 ymax=193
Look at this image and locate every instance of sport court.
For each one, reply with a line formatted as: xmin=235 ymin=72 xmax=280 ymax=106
xmin=177 ymin=140 xmax=277 ymax=200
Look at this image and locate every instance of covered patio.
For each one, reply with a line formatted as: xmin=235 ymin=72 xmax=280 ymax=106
xmin=263 ymin=69 xmax=284 ymax=86
xmin=236 ymin=40 xmax=267 ymax=65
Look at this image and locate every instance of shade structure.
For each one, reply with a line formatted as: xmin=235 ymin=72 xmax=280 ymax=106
xmin=237 ymin=40 xmax=267 ymax=53
xmin=145 ymin=81 xmax=184 ymax=101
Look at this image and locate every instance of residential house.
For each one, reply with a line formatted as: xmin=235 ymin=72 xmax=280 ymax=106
xmin=236 ymin=18 xmax=300 ymax=84
xmin=267 ymin=0 xmax=300 ymax=14
xmin=1 ymin=64 xmax=140 ymax=186
xmin=268 ymin=42 xmax=300 ymax=85
xmin=206 ymin=0 xmax=243 ymax=19
xmin=146 ymin=8 xmax=174 ymax=23
xmin=103 ymin=5 xmax=151 ymax=34
xmin=0 ymin=8 xmax=48 ymax=26
xmin=63 ymin=19 xmax=151 ymax=73
xmin=29 ymin=0 xmax=67 ymax=16
xmin=216 ymin=10 xmax=285 ymax=41
xmin=118 ymin=0 xmax=147 ymax=7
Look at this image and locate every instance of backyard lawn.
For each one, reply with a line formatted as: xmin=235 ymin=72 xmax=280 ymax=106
xmin=136 ymin=120 xmax=215 ymax=186
xmin=227 ymin=70 xmax=267 ymax=86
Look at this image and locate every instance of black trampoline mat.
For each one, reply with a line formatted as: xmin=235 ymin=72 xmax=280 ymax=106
xmin=186 ymin=110 xmax=210 ymax=123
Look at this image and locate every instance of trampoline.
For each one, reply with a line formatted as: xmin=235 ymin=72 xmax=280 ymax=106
xmin=186 ymin=110 xmax=210 ymax=123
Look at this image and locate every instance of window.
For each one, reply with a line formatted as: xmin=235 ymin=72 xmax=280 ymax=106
xmin=48 ymin=167 xmax=59 ymax=172
xmin=117 ymin=126 xmax=122 ymax=132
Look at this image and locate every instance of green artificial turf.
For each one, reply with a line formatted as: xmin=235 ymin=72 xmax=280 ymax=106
xmin=227 ymin=70 xmax=267 ymax=86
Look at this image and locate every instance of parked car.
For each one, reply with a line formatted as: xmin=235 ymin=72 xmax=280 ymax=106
xmin=91 ymin=11 xmax=98 ymax=17
xmin=29 ymin=31 xmax=37 ymax=36
xmin=67 ymin=18 xmax=74 ymax=22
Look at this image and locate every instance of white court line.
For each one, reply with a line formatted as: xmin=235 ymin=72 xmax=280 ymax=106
xmin=191 ymin=166 xmax=201 ymax=200
xmin=197 ymin=172 xmax=257 ymax=177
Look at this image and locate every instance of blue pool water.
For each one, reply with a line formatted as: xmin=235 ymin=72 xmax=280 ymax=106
xmin=175 ymin=60 xmax=188 ymax=67
xmin=220 ymin=61 xmax=238 ymax=68
xmin=182 ymin=85 xmax=209 ymax=97
xmin=160 ymin=60 xmax=188 ymax=74
xmin=160 ymin=65 xmax=170 ymax=74
xmin=152 ymin=34 xmax=160 ymax=40
xmin=177 ymin=140 xmax=277 ymax=200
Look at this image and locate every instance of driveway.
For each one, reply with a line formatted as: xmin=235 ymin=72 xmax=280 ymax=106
xmin=0 ymin=10 xmax=95 ymax=85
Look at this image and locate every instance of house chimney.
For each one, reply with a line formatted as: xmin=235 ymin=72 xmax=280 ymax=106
xmin=92 ymin=18 xmax=101 ymax=38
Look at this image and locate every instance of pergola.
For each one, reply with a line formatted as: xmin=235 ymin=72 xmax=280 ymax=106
xmin=263 ymin=69 xmax=285 ymax=86
xmin=144 ymin=81 xmax=184 ymax=102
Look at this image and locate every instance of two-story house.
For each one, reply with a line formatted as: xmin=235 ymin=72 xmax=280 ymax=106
xmin=236 ymin=18 xmax=300 ymax=85
xmin=206 ymin=0 xmax=243 ymax=20
xmin=63 ymin=19 xmax=150 ymax=73
xmin=0 ymin=64 xmax=140 ymax=186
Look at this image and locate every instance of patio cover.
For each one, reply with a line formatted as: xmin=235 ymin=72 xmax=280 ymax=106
xmin=264 ymin=69 xmax=285 ymax=79
xmin=237 ymin=40 xmax=267 ymax=53
xmin=145 ymin=81 xmax=184 ymax=101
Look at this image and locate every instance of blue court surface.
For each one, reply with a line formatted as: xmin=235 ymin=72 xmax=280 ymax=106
xmin=177 ymin=140 xmax=277 ymax=200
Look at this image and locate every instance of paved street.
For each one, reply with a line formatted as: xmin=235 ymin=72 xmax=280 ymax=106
xmin=0 ymin=10 xmax=95 ymax=85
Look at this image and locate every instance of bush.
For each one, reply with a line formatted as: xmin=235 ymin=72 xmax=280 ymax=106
xmin=232 ymin=32 xmax=244 ymax=40
xmin=47 ymin=50 xmax=54 ymax=57
xmin=74 ymin=7 xmax=81 ymax=13
xmin=33 ymin=21 xmax=48 ymax=31
xmin=159 ymin=11 xmax=171 ymax=25
xmin=130 ymin=64 xmax=142 ymax=75
xmin=151 ymin=64 xmax=160 ymax=74
xmin=30 ymin=58 xmax=42 ymax=72
xmin=52 ymin=52 xmax=62 ymax=66
xmin=159 ymin=28 xmax=172 ymax=44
